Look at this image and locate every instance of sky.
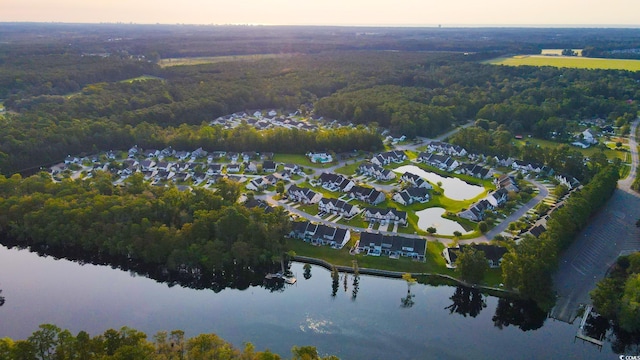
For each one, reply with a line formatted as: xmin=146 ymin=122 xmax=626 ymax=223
xmin=3 ymin=0 xmax=640 ymax=27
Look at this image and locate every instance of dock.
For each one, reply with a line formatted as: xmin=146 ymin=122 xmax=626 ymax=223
xmin=574 ymin=305 xmax=604 ymax=349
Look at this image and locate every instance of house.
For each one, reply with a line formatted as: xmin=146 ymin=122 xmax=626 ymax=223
xmin=244 ymin=198 xmax=273 ymax=213
xmin=262 ymin=160 xmax=277 ymax=172
xmin=371 ymin=150 xmax=406 ymax=166
xmin=318 ymin=198 xmax=360 ymax=218
xmin=393 ymin=187 xmax=430 ymax=206
xmin=418 ymin=152 xmax=459 ymax=171
xmin=486 ymin=188 xmax=509 ymax=207
xmin=244 ymin=162 xmax=258 ymax=173
xmin=555 ymin=174 xmax=580 ymax=190
xmin=242 ymin=151 xmax=257 ymax=162
xmin=175 ymin=151 xmax=190 ymax=161
xmin=529 ymin=224 xmax=546 ymax=238
xmin=318 ymin=173 xmax=355 ymax=192
xmin=246 ymin=176 xmax=273 ymax=191
xmin=581 ymin=128 xmax=598 ymax=145
xmin=459 ymin=163 xmax=491 ymax=179
xmin=427 ymin=141 xmax=467 ymax=156
xmin=287 ymin=184 xmax=323 ymax=204
xmin=458 ymin=199 xmax=493 ymax=222
xmin=289 ymin=221 xmax=350 ymax=248
xmin=348 ymin=185 xmax=386 ymax=205
xmin=207 ymin=164 xmax=223 ymax=176
xmin=494 ymin=155 xmax=514 ymax=167
xmin=155 ymin=161 xmax=172 ymax=172
xmin=495 ymin=174 xmax=519 ymax=193
xmin=309 ymin=224 xmax=350 ymax=248
xmin=357 ymin=162 xmax=396 ymax=181
xmin=128 ymin=145 xmax=140 ymax=157
xmin=442 ymin=244 xmax=507 ymax=269
xmin=191 ymin=147 xmax=207 ymax=159
xmin=143 ymin=149 xmax=160 ymax=158
xmin=139 ymin=159 xmax=156 ymax=170
xmin=357 ymin=232 xmax=426 ymax=260
xmin=283 ymin=163 xmax=300 ymax=173
xmin=401 ymin=172 xmax=433 ymax=189
xmin=261 ymin=152 xmax=274 ymax=160
xmin=512 ymin=160 xmax=541 ymax=173
xmin=226 ymin=163 xmax=241 ymax=173
xmin=160 ymin=146 xmax=175 ymax=158
xmin=227 ymin=152 xmax=239 ymax=163
xmin=363 ymin=207 xmax=408 ymax=226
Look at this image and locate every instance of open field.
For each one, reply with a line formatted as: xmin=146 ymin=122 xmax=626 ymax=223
xmin=159 ymin=53 xmax=297 ymax=67
xmin=541 ymin=49 xmax=583 ymax=56
xmin=120 ymin=75 xmax=164 ymax=83
xmin=485 ymin=55 xmax=640 ymax=71
xmin=514 ymin=138 xmax=630 ymax=162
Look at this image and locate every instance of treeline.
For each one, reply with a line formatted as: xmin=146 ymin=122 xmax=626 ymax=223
xmin=315 ymin=62 xmax=638 ymax=138
xmin=0 ymin=323 xmax=338 ymax=360
xmin=0 ymin=115 xmax=382 ymax=174
xmin=0 ymin=173 xmax=291 ymax=289
xmin=449 ymin=125 xmax=611 ymax=181
xmin=591 ymin=252 xmax=640 ymax=334
xmin=500 ymin=164 xmax=620 ymax=310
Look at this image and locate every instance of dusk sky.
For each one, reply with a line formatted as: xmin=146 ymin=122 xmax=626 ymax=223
xmin=3 ymin=0 xmax=640 ymax=26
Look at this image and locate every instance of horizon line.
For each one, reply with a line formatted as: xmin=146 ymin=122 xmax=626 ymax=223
xmin=2 ymin=21 xmax=640 ymax=29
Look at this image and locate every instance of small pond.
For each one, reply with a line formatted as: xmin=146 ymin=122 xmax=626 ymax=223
xmin=394 ymin=165 xmax=485 ymax=201
xmin=415 ymin=207 xmax=471 ymax=235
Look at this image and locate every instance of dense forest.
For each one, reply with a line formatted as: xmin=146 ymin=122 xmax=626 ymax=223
xmin=1 ymin=25 xmax=639 ymax=174
xmin=0 ymin=173 xmax=293 ymax=292
xmin=0 ymin=323 xmax=338 ymax=360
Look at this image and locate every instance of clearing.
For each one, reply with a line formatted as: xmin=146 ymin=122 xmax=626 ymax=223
xmin=484 ymin=55 xmax=640 ymax=71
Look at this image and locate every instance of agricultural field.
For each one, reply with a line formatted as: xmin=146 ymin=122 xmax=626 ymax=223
xmin=485 ymin=55 xmax=640 ymax=71
xmin=158 ymin=53 xmax=296 ymax=67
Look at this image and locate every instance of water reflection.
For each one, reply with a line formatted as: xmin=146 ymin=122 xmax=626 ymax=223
xmin=445 ymin=286 xmax=486 ymax=318
xmin=491 ymin=297 xmax=546 ymax=331
xmin=303 ymin=263 xmax=312 ymax=280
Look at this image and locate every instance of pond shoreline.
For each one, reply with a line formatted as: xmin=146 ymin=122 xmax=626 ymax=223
xmin=292 ymin=255 xmax=518 ymax=298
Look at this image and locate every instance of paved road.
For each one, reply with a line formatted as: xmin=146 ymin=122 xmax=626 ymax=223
xmin=551 ymin=119 xmax=640 ymax=323
xmin=460 ymin=178 xmax=549 ymax=244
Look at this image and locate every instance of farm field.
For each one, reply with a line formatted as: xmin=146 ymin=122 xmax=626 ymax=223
xmin=158 ymin=53 xmax=296 ymax=67
xmin=485 ymin=55 xmax=640 ymax=71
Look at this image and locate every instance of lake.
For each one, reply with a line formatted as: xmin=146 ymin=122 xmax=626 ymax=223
xmin=0 ymin=245 xmax=616 ymax=359
xmin=415 ymin=207 xmax=471 ymax=235
xmin=394 ymin=165 xmax=485 ymax=201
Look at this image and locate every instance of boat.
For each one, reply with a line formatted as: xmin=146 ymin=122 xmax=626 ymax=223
xmin=265 ymin=271 xmax=297 ymax=284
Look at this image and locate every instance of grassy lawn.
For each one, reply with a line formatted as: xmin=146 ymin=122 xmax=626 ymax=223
xmin=286 ymin=238 xmax=450 ymax=274
xmin=334 ymin=161 xmax=362 ymax=175
xmin=484 ymin=55 xmax=640 ymax=71
xmin=273 ymin=153 xmax=318 ymax=168
xmin=296 ymin=203 xmax=319 ymax=215
xmin=338 ymin=216 xmax=368 ymax=229
xmin=514 ymin=138 xmax=629 ymax=162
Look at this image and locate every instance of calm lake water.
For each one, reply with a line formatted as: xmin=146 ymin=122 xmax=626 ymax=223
xmin=394 ymin=165 xmax=485 ymax=201
xmin=0 ymin=245 xmax=615 ymax=359
xmin=415 ymin=207 xmax=471 ymax=236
